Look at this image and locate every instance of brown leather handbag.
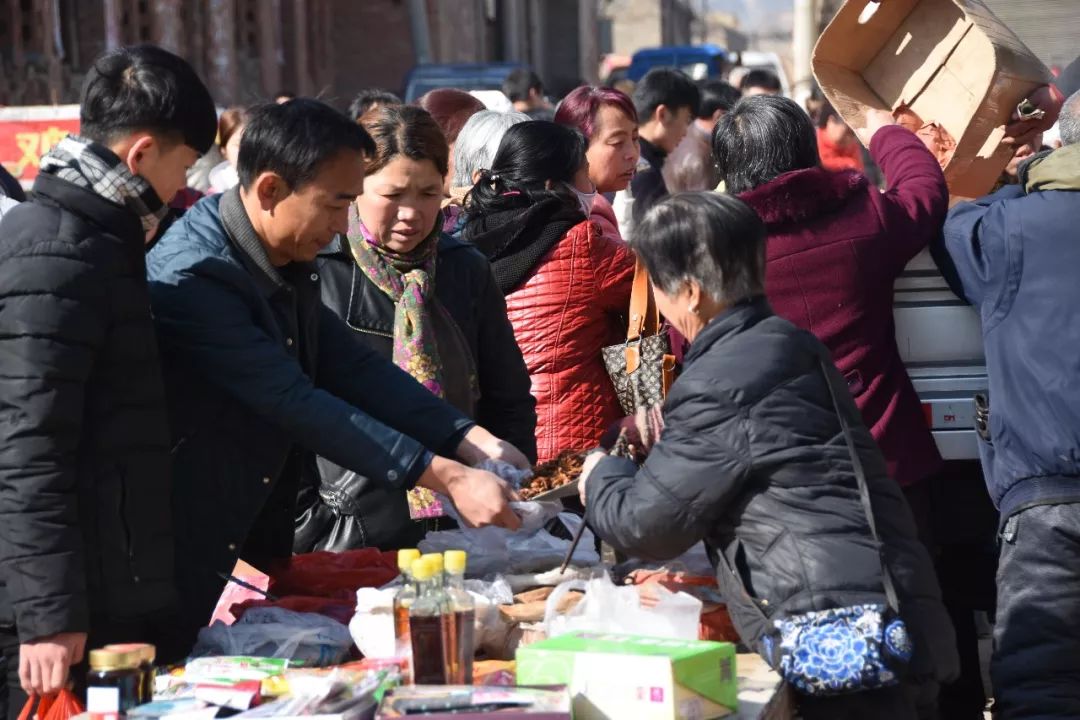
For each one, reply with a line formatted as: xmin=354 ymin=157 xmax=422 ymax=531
xmin=602 ymin=257 xmax=678 ymax=419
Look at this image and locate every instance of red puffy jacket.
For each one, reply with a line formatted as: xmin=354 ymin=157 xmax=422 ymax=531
xmin=505 ymin=219 xmax=635 ymax=462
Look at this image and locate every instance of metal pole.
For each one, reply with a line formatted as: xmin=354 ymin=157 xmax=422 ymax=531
xmin=503 ymin=0 xmax=525 ymax=62
xmin=407 ymin=0 xmax=433 ymax=65
xmin=578 ymin=0 xmax=599 ymax=85
xmin=103 ymin=0 xmax=122 ymax=51
xmin=792 ymin=0 xmax=815 ymax=105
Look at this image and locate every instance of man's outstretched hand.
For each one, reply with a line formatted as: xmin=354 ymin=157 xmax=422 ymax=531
xmin=417 ymin=456 xmax=522 ymax=530
xmin=455 ymin=426 xmax=531 ymax=470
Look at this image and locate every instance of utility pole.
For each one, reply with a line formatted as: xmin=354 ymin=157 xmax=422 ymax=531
xmin=792 ymin=0 xmax=816 ymax=107
xmin=579 ymin=0 xmax=600 ymax=84
xmin=407 ymin=0 xmax=433 ymax=65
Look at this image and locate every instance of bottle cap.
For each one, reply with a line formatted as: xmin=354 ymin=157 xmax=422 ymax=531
xmin=422 ymin=553 xmax=444 ymax=575
xmin=397 ymin=548 xmax=421 ymax=572
xmin=444 ymin=550 xmax=467 ymax=574
xmin=411 ymin=557 xmax=434 ymax=582
xmin=89 ymin=648 xmax=140 ymax=672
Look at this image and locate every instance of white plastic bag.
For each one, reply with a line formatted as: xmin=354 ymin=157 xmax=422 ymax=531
xmin=463 ymin=576 xmax=515 ymax=658
xmin=544 ymin=572 xmax=702 ymax=640
xmin=348 ymin=588 xmax=397 ymax=659
xmin=193 ymin=607 xmax=354 ymax=666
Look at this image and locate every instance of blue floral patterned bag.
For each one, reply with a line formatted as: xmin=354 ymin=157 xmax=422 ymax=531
xmin=771 ymin=602 xmax=913 ymax=695
xmin=728 ymin=359 xmax=914 ymax=697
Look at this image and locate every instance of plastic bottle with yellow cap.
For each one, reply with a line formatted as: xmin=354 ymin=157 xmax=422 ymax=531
xmin=443 ymin=550 xmax=475 ymax=683
xmin=408 ymin=556 xmax=452 ymax=684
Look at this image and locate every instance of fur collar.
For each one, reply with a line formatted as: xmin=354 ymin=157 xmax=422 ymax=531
xmin=739 ymin=167 xmax=867 ymax=226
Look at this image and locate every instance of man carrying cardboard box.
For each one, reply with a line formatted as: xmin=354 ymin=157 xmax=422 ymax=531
xmin=937 ymin=89 xmax=1080 ymax=718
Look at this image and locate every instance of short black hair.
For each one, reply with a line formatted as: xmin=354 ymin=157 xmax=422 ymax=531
xmin=634 ymin=192 xmax=765 ymax=304
xmin=632 ymin=68 xmax=700 ymax=123
xmin=237 ymin=98 xmax=376 ymax=191
xmin=739 ymin=69 xmax=782 ymax=94
xmin=712 ymin=95 xmax=820 ymax=195
xmin=503 ymin=68 xmax=544 ymax=103
xmin=348 ymin=88 xmax=403 ymax=122
xmin=697 ymin=80 xmax=741 ymax=120
xmin=274 ymin=90 xmax=297 ymax=101
xmin=80 ymin=44 xmax=217 ymax=153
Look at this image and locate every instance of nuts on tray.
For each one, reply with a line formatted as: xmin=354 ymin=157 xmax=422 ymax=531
xmin=521 ymin=450 xmax=585 ymax=499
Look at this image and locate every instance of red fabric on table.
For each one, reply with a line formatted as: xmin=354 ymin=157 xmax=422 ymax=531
xmin=266 ymin=549 xmax=400 ymax=600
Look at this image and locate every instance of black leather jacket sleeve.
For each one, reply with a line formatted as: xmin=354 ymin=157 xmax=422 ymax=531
xmin=316 ymin=303 xmax=475 ymax=460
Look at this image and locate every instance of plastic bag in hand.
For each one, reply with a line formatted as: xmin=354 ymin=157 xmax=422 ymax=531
xmin=193 ymin=607 xmax=354 ymax=666
xmin=544 ymin=571 xmax=702 ymax=640
xmin=419 ymin=505 xmax=598 ymax=577
xmin=19 ymin=690 xmax=84 ymax=720
xmin=475 ymin=459 xmax=533 ymax=490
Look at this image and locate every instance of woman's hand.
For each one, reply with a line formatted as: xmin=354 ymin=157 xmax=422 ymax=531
xmin=578 ymin=450 xmax=607 ymax=506
xmin=855 ymin=109 xmax=898 ymax=147
xmin=456 ymin=426 xmax=531 ymax=470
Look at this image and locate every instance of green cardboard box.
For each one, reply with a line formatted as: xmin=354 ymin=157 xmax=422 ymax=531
xmin=516 ymin=632 xmax=737 ymax=720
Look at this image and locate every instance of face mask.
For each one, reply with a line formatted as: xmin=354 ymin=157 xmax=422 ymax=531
xmin=564 ymin=181 xmax=597 ymax=218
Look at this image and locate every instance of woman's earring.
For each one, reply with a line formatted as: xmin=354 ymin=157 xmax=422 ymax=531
xmin=688 ymin=304 xmax=699 ymax=315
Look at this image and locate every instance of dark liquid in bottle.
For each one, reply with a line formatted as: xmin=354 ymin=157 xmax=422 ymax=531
xmin=410 ymin=614 xmax=450 ymax=684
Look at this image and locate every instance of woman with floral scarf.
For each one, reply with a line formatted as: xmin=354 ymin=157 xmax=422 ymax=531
xmin=294 ymin=105 xmax=536 ymax=552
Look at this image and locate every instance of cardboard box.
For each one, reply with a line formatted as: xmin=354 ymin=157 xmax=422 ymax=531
xmin=813 ymin=0 xmax=1052 ymax=199
xmin=516 ymin=632 xmax=737 ymax=720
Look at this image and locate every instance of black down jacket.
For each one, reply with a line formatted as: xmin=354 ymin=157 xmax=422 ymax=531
xmin=585 ymin=297 xmax=959 ymax=685
xmin=0 ymin=173 xmax=176 ymax=642
xmin=295 ymin=233 xmax=536 ymax=551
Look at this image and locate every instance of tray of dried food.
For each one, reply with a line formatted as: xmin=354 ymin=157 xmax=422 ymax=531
xmin=521 ymin=450 xmax=585 ymax=501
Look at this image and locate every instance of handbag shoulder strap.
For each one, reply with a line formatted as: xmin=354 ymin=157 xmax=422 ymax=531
xmin=713 ymin=357 xmax=902 ymax=625
xmin=818 ymin=358 xmax=901 ymax=613
xmin=627 ymin=256 xmax=661 ymax=342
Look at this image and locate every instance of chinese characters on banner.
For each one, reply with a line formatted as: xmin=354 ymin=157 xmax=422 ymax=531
xmin=0 ymin=105 xmax=80 ymax=186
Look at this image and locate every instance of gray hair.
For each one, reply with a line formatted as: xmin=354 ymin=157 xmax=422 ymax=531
xmin=1060 ymin=90 xmax=1080 ymax=146
xmin=452 ymin=109 xmax=530 ymax=187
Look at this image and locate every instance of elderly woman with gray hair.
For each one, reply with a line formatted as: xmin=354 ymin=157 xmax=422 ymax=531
xmin=442 ymin=109 xmax=529 ymax=234
xmin=579 ymin=192 xmax=958 ymax=719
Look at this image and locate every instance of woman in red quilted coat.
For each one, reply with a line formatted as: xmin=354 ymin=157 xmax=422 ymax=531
xmin=462 ymin=121 xmax=635 ymax=462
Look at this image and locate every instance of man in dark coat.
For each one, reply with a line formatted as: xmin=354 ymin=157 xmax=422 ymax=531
xmin=0 ymin=46 xmax=217 ymax=715
xmin=629 ymin=68 xmax=700 ymax=225
xmin=146 ymin=100 xmax=526 ymax=636
xmin=936 ymin=89 xmax=1080 ymax=719
xmin=582 ymin=193 xmax=958 ymax=719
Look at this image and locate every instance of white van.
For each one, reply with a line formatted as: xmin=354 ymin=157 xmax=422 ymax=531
xmin=895 ymin=250 xmax=987 ymax=460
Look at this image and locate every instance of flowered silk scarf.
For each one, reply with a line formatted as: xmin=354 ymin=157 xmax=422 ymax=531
xmin=347 ymin=205 xmax=445 ymax=519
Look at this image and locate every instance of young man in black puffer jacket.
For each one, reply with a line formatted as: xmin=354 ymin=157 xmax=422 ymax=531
xmin=0 ymin=46 xmax=216 ymax=717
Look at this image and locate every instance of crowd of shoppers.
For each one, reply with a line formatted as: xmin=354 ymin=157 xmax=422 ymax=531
xmin=0 ymin=37 xmax=1073 ymax=720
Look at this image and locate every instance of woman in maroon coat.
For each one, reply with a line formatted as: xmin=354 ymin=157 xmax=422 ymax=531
xmin=714 ymin=99 xmax=965 ymax=717
xmin=713 ymin=96 xmax=946 ymax=495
